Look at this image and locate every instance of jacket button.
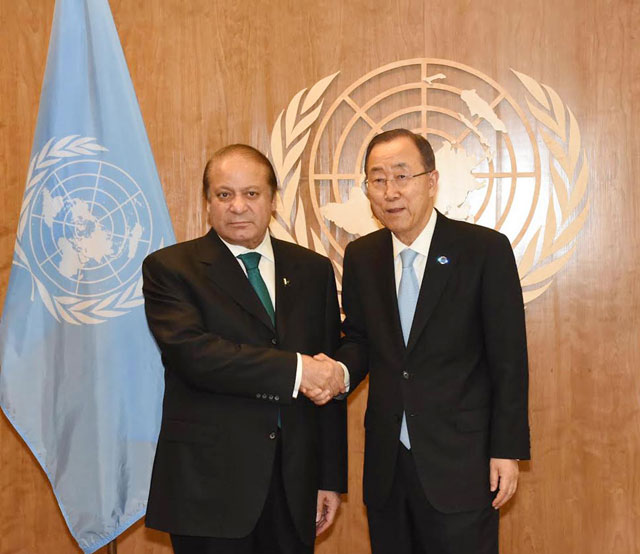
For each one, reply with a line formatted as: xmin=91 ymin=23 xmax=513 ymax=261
xmin=269 ymin=432 xmax=277 ymax=440
xmin=271 ymin=338 xmax=277 ymax=345
xmin=274 ymin=395 xmax=280 ymax=401
xmin=256 ymin=393 xmax=261 ymax=399
xmin=268 ymin=395 xmax=274 ymax=400
xmin=402 ymin=371 xmax=410 ymax=379
xmin=262 ymin=393 xmax=267 ymax=399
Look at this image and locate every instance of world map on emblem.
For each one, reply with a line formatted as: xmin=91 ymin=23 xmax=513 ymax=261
xmin=320 ymin=85 xmax=506 ymax=233
xmin=306 ymin=59 xmax=541 ymax=260
xmin=27 ymin=159 xmax=153 ymax=298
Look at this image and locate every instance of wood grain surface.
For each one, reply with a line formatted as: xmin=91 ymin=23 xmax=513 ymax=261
xmin=1 ymin=0 xmax=639 ymax=552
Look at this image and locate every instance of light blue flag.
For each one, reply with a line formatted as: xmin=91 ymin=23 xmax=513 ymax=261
xmin=0 ymin=0 xmax=174 ymax=552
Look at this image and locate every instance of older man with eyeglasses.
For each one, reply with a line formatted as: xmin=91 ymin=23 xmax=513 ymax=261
xmin=333 ymin=128 xmax=530 ymax=554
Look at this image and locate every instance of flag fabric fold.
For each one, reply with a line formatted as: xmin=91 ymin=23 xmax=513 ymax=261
xmin=0 ymin=0 xmax=174 ymax=551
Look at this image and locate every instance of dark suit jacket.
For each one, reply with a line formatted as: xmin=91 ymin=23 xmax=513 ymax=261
xmin=142 ymin=229 xmax=347 ymax=543
xmin=337 ymin=211 xmax=529 ymax=514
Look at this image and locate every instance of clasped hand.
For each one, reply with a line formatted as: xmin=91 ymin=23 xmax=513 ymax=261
xmin=300 ymin=353 xmax=345 ymax=405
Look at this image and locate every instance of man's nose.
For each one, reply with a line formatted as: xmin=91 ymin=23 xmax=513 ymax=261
xmin=229 ymin=196 xmax=247 ymax=212
xmin=383 ymin=180 xmax=401 ymax=200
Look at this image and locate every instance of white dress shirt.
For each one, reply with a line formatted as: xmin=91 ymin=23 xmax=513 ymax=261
xmin=392 ymin=208 xmax=438 ymax=293
xmin=219 ymin=233 xmax=303 ymax=398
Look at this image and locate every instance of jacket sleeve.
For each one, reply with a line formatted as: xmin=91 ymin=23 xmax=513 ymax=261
xmin=481 ymin=232 xmax=531 ymax=460
xmin=142 ymin=253 xmax=297 ymax=403
xmin=335 ymin=242 xmax=370 ymax=393
xmin=317 ymin=259 xmax=348 ymax=493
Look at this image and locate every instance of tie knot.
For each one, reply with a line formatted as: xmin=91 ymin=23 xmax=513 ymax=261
xmin=400 ymin=248 xmax=418 ymax=269
xmin=238 ymin=252 xmax=261 ymax=270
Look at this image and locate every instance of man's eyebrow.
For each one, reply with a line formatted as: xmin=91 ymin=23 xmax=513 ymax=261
xmin=368 ymin=162 xmax=411 ymax=172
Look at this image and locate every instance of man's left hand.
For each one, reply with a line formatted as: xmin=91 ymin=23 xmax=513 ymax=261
xmin=316 ymin=490 xmax=341 ymax=536
xmin=490 ymin=458 xmax=519 ymax=509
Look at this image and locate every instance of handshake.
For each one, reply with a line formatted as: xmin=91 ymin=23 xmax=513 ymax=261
xmin=300 ymin=353 xmax=347 ymax=406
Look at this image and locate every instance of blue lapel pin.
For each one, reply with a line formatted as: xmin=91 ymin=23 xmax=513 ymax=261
xmin=437 ymin=255 xmax=449 ymax=265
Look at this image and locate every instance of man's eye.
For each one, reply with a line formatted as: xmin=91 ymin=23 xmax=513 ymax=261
xmin=395 ymin=174 xmax=408 ymax=182
xmin=371 ymin=178 xmax=386 ymax=186
xmin=247 ymin=191 xmax=258 ymax=197
xmin=217 ymin=192 xmax=230 ymax=199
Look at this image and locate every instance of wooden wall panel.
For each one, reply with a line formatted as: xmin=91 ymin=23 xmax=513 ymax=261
xmin=1 ymin=0 xmax=638 ymax=553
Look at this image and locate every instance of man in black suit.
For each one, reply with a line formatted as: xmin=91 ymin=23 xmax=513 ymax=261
xmin=333 ymin=129 xmax=530 ymax=553
xmin=142 ymin=144 xmax=348 ymax=553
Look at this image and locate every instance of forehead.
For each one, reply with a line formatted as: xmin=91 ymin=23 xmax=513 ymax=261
xmin=367 ymin=137 xmax=423 ymax=172
xmin=208 ymin=154 xmax=271 ymax=189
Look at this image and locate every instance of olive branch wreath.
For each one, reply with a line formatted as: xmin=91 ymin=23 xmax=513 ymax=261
xmin=512 ymin=71 xmax=590 ymax=304
xmin=14 ymin=135 xmax=152 ymax=325
xmin=268 ymin=72 xmax=340 ymax=265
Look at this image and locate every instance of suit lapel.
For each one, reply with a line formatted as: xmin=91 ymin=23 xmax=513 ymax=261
xmin=373 ymin=230 xmax=407 ymax=357
xmin=406 ymin=212 xmax=456 ymax=355
xmin=197 ymin=229 xmax=275 ymax=332
xmin=272 ymin=238 xmax=298 ymax=342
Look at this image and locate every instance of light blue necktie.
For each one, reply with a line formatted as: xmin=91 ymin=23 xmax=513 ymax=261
xmin=398 ymin=248 xmax=419 ymax=449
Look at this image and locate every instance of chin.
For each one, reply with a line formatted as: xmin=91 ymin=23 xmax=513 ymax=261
xmin=381 ymin=219 xmax=407 ymax=233
xmin=233 ymin=234 xmax=254 ymax=244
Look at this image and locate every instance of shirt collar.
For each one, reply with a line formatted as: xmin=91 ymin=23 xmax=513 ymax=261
xmin=392 ymin=208 xmax=437 ymax=260
xmin=219 ymin=232 xmax=275 ymax=263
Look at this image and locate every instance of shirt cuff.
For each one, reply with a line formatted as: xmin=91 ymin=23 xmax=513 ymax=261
xmin=292 ymin=352 xmax=302 ymax=398
xmin=338 ymin=362 xmax=350 ymax=392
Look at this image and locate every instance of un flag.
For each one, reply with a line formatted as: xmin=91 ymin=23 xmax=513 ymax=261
xmin=0 ymin=0 xmax=175 ymax=552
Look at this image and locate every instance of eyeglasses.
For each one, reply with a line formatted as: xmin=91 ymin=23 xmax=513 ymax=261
xmin=364 ymin=170 xmax=433 ymax=189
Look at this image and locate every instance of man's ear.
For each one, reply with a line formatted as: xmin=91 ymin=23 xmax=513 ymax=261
xmin=428 ymin=170 xmax=439 ymax=197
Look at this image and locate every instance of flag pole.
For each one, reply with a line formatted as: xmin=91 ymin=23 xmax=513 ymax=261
xmin=106 ymin=539 xmax=117 ymax=553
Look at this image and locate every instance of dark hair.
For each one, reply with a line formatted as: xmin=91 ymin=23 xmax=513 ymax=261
xmin=202 ymin=144 xmax=278 ymax=200
xmin=364 ymin=129 xmax=436 ymax=173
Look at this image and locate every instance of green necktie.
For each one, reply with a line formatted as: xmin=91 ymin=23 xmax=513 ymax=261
xmin=238 ymin=252 xmax=280 ymax=426
xmin=237 ymin=252 xmax=275 ymax=326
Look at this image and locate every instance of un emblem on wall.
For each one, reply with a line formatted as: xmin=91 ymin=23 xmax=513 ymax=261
xmin=15 ymin=136 xmax=158 ymax=324
xmin=269 ymin=58 xmax=589 ymax=304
